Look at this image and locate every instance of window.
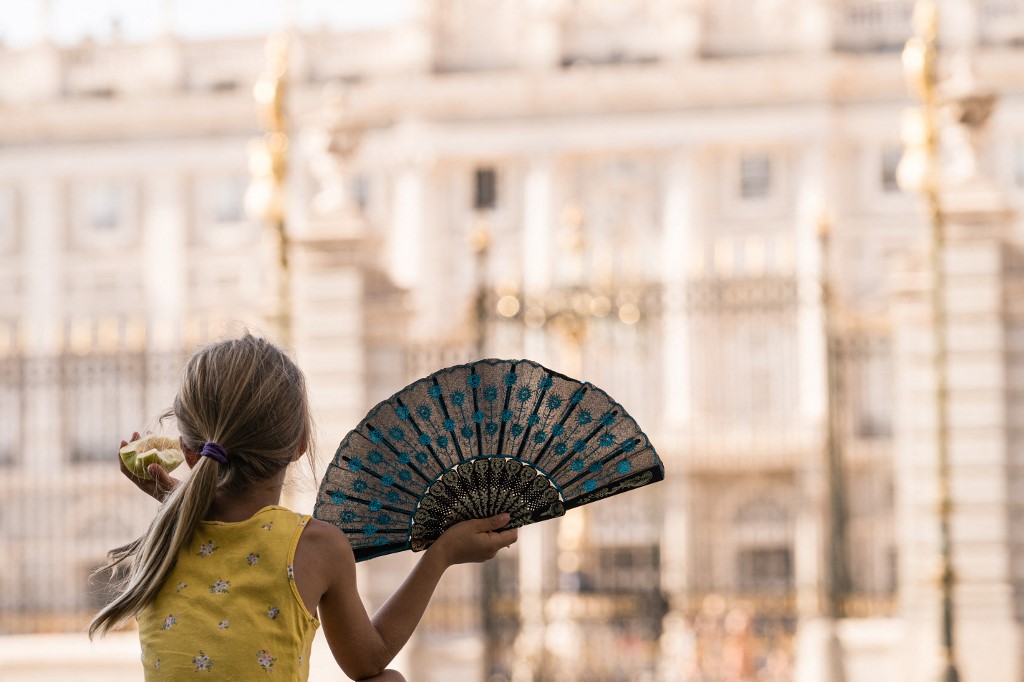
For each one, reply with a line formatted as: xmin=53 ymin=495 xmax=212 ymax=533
xmin=88 ymin=183 xmax=127 ymax=230
xmin=196 ymin=175 xmax=260 ymax=248
xmin=211 ymin=176 xmax=246 ymax=223
xmin=352 ymin=174 xmax=370 ymax=211
xmin=473 ymin=167 xmax=497 ymax=210
xmin=738 ymin=547 xmax=793 ymax=592
xmin=880 ymin=146 xmax=902 ymax=193
xmin=739 ymin=154 xmax=772 ymax=199
xmin=74 ymin=180 xmax=136 ymax=248
xmin=590 ymin=545 xmax=661 ymax=593
xmin=0 ymin=186 xmax=15 ymax=251
xmin=0 ymin=352 xmax=19 ymax=465
xmin=1015 ymin=141 xmax=1024 ymax=188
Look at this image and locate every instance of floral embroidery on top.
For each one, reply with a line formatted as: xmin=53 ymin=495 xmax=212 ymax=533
xmin=154 ymin=659 xmax=160 ymax=670
xmin=299 ymin=516 xmax=309 ymax=528
xmin=257 ymin=650 xmax=276 ymax=672
xmin=209 ymin=579 xmax=230 ymax=594
xmin=161 ymin=614 xmax=177 ymax=630
xmin=261 ymin=522 xmax=273 ymax=531
xmin=175 ymin=581 xmax=187 ymax=592
xmin=267 ymin=606 xmax=280 ymax=620
xmin=193 ymin=651 xmax=212 ymax=672
xmin=298 ymin=654 xmax=303 ymax=668
xmin=286 ymin=564 xmax=294 ymax=582
xmin=246 ymin=552 xmax=260 ymax=566
xmin=197 ymin=541 xmax=219 ymax=558
xmin=218 ymin=620 xmax=229 ymax=630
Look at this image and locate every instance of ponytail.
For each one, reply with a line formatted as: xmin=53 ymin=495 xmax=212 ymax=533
xmin=89 ymin=332 xmax=313 ymax=637
xmin=88 ymin=456 xmax=219 ymax=638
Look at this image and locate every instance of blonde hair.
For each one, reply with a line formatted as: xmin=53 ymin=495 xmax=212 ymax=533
xmin=89 ymin=333 xmax=314 ymax=638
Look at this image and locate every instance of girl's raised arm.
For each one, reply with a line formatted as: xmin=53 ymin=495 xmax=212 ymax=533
xmin=300 ymin=514 xmax=516 ymax=680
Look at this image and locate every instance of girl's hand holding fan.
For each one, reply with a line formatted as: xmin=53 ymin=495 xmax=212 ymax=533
xmin=428 ymin=512 xmax=518 ymax=566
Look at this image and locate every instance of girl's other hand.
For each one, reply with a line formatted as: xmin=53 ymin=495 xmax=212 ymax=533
xmin=428 ymin=513 xmax=518 ymax=567
xmin=118 ymin=431 xmax=179 ymax=503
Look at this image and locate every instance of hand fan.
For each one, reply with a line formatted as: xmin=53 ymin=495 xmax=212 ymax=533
xmin=313 ymin=359 xmax=664 ymax=561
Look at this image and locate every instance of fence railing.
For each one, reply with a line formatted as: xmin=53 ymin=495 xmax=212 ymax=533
xmin=0 ymin=349 xmax=186 ymax=635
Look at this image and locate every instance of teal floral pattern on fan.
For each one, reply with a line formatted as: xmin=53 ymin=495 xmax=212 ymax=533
xmin=313 ymin=359 xmax=664 ymax=561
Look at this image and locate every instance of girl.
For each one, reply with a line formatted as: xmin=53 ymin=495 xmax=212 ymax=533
xmin=89 ymin=333 xmax=518 ymax=681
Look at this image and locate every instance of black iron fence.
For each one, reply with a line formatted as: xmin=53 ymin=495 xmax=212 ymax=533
xmin=0 ymin=280 xmax=897 ymax=682
xmin=0 ymin=349 xmax=185 ymax=635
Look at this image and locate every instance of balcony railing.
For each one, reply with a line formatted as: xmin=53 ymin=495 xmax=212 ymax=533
xmin=834 ymin=0 xmax=915 ymax=53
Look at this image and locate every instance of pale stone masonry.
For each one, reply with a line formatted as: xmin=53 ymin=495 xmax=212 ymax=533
xmin=892 ymin=178 xmax=1023 ymax=681
xmin=2 ymin=1 xmax=1024 ymax=680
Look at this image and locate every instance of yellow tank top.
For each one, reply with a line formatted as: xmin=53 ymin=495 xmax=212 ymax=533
xmin=138 ymin=506 xmax=320 ymax=679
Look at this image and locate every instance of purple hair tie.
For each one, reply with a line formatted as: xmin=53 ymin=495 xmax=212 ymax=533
xmin=199 ymin=441 xmax=229 ymax=464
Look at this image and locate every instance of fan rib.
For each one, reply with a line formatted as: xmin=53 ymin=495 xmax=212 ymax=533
xmin=496 ymin=362 xmax=515 ymax=450
xmin=533 ymin=385 xmax=590 ymax=471
xmin=360 ymin=424 xmax=434 ymax=486
xmin=562 ymin=464 xmax=663 ymax=510
xmin=470 ymin=366 xmax=484 ymax=460
xmin=340 ymin=526 xmax=409 ymax=537
xmin=547 ymin=419 xmax=607 ymax=479
xmin=558 ymin=438 xmax=645 ymax=492
xmin=514 ymin=372 xmax=550 ymax=461
xmin=433 ymin=385 xmax=466 ymax=466
xmin=492 ymin=362 xmax=517 ymax=511
xmin=338 ymin=491 xmax=414 ymax=517
xmin=338 ymin=456 xmax=421 ymax=506
xmin=394 ymin=396 xmax=447 ymax=473
xmin=524 ymin=389 xmax=565 ymax=466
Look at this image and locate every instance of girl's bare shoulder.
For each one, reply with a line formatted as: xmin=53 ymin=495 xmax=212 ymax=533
xmin=299 ymin=517 xmax=354 ymax=558
xmin=292 ymin=518 xmax=357 ymax=611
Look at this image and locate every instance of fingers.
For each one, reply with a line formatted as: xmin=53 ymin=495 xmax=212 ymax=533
xmin=119 ymin=432 xmax=141 ymax=448
xmin=471 ymin=512 xmax=511 ymax=533
xmin=474 ymin=515 xmax=518 ymax=550
xmin=492 ymin=527 xmax=518 ymax=549
xmin=147 ymin=463 xmax=171 ymax=485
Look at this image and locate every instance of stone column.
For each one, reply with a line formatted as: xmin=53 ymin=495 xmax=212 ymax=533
xmin=792 ymin=145 xmax=845 ymax=682
xmin=660 ymin=150 xmax=694 ymax=430
xmin=658 ymin=471 xmax=693 ymax=682
xmin=656 ymin=150 xmax=696 ymax=682
xmin=793 ymin=145 xmax=827 ymax=625
xmin=140 ymin=173 xmax=188 ymax=420
xmin=386 ymin=131 xmax=435 ymax=337
xmin=397 ymin=0 xmax=437 ymax=74
xmin=289 ymin=224 xmax=410 ymax=678
xmin=142 ymin=174 xmax=187 ymax=351
xmin=522 ymin=157 xmax=554 ymax=300
xmin=798 ymin=0 xmax=835 ymax=54
xmin=892 ymin=184 xmax=1023 ymax=682
xmin=522 ymin=0 xmax=564 ymax=70
xmin=21 ymin=179 xmax=63 ymax=472
xmin=655 ymin=0 xmax=705 ymax=62
xmin=795 ymin=146 xmax=827 ymax=428
xmin=388 ymin=160 xmax=424 ymax=292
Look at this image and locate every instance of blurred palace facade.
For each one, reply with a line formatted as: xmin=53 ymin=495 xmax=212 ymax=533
xmin=2 ymin=1 xmax=1024 ymax=681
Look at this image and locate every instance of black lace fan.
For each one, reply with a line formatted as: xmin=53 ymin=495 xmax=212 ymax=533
xmin=313 ymin=359 xmax=664 ymax=561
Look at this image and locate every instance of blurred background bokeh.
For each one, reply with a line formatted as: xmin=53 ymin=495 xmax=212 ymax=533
xmin=2 ymin=0 xmax=1024 ymax=680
